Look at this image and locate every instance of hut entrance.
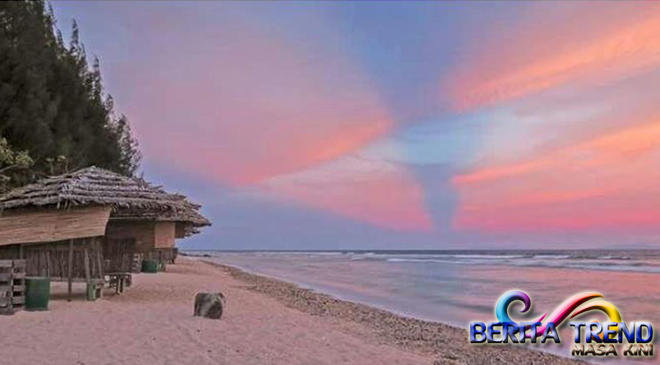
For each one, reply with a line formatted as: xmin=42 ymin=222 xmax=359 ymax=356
xmin=103 ymin=238 xmax=137 ymax=273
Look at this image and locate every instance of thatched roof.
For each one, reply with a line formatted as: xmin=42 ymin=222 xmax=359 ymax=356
xmin=0 ymin=167 xmax=211 ymax=228
xmin=109 ymin=192 xmax=211 ymax=228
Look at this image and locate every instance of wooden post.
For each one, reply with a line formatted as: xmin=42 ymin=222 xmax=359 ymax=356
xmin=45 ymin=251 xmax=51 ymax=278
xmin=84 ymin=246 xmax=92 ymax=301
xmin=95 ymin=240 xmax=104 ymax=278
xmin=67 ymin=239 xmax=73 ymax=302
xmin=95 ymin=239 xmax=104 ymax=299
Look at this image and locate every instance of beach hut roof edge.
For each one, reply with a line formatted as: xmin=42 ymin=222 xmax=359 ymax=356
xmin=0 ymin=166 xmax=211 ymax=228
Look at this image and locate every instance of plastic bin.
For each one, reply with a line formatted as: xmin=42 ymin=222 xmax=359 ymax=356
xmin=141 ymin=260 xmax=159 ymax=273
xmin=25 ymin=277 xmax=50 ymax=311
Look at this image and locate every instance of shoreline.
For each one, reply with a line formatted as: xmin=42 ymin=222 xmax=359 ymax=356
xmin=200 ymin=259 xmax=584 ymax=365
xmin=0 ymin=257 xmax=584 ymax=365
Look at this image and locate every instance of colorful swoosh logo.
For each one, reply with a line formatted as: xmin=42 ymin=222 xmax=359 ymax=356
xmin=495 ymin=290 xmax=622 ymax=338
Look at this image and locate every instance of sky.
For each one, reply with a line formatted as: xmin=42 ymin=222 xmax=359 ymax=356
xmin=52 ymin=1 xmax=660 ymax=250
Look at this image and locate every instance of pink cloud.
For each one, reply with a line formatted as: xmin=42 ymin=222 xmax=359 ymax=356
xmin=118 ymin=14 xmax=392 ymax=187
xmin=444 ymin=3 xmax=660 ymax=110
xmin=453 ymin=120 xmax=660 ymax=232
xmin=259 ymin=156 xmax=433 ymax=232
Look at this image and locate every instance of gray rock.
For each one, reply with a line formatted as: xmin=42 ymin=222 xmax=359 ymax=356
xmin=194 ymin=292 xmax=225 ymax=319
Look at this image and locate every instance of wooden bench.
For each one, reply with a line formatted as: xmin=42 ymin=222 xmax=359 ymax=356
xmin=48 ymin=277 xmax=104 ymax=301
xmin=105 ymin=273 xmax=132 ymax=295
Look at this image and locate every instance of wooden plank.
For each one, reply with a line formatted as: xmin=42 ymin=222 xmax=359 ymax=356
xmin=12 ymin=296 xmax=24 ymax=304
xmin=12 ymin=285 xmax=25 ymax=292
xmin=7 ymin=267 xmax=13 ymax=311
xmin=67 ymin=239 xmax=73 ymax=302
xmin=0 ymin=274 xmax=11 ymax=282
xmin=0 ymin=286 xmax=11 ymax=293
xmin=11 ymin=272 xmax=25 ymax=279
xmin=12 ymin=260 xmax=26 ymax=268
xmin=0 ymin=261 xmax=13 ymax=268
xmin=47 ymin=277 xmax=104 ymax=283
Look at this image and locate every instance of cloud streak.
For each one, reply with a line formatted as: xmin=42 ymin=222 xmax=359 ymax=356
xmin=453 ymin=120 xmax=660 ymax=232
xmin=260 ymin=155 xmax=433 ymax=232
xmin=446 ymin=3 xmax=660 ymax=110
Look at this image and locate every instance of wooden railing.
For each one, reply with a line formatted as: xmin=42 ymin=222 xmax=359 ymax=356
xmin=0 ymin=260 xmax=26 ymax=315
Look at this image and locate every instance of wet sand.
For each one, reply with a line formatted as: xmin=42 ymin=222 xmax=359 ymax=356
xmin=209 ymin=260 xmax=584 ymax=365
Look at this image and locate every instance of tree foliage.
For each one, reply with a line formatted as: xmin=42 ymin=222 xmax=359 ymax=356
xmin=0 ymin=137 xmax=33 ymax=192
xmin=0 ymin=0 xmax=140 ymax=191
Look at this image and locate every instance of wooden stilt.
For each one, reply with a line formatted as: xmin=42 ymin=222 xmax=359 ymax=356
xmin=67 ymin=239 xmax=73 ymax=302
xmin=84 ymin=245 xmax=92 ymax=301
xmin=45 ymin=251 xmax=51 ymax=278
xmin=95 ymin=238 xmax=104 ymax=279
xmin=95 ymin=239 xmax=104 ymax=299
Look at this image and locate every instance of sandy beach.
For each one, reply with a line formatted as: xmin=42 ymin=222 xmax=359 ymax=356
xmin=0 ymin=258 xmax=582 ymax=365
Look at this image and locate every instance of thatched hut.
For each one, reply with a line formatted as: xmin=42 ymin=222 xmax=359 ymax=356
xmin=101 ymin=184 xmax=210 ymax=271
xmin=0 ymin=167 xmax=210 ymax=299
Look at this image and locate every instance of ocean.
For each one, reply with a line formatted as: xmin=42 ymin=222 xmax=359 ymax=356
xmin=191 ymin=249 xmax=660 ymax=363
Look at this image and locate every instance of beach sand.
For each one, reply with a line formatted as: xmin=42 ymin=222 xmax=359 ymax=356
xmin=0 ymin=258 xmax=582 ymax=365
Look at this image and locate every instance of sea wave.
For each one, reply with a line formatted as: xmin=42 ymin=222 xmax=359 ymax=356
xmin=186 ymin=249 xmax=660 ymax=274
xmin=349 ymin=251 xmax=660 ymax=274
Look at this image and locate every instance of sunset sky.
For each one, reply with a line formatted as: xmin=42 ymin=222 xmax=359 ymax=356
xmin=53 ymin=1 xmax=660 ymax=250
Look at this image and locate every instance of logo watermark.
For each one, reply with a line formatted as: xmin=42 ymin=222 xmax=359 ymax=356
xmin=469 ymin=291 xmax=654 ymax=358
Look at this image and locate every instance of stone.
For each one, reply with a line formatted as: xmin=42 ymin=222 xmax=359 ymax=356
xmin=194 ymin=292 xmax=225 ymax=319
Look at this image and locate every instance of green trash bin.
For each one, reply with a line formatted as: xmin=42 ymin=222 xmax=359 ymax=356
xmin=141 ymin=260 xmax=159 ymax=273
xmin=25 ymin=277 xmax=50 ymax=311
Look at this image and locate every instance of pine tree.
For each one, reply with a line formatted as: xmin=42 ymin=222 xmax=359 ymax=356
xmin=0 ymin=0 xmax=140 ymax=188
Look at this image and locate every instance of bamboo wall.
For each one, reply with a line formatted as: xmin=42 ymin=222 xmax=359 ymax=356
xmin=102 ymin=237 xmax=137 ymax=273
xmin=0 ymin=207 xmax=111 ymax=246
xmin=26 ymin=239 xmax=104 ymax=279
xmin=105 ymin=221 xmax=155 ymax=253
xmin=144 ymin=248 xmax=177 ymax=265
xmin=106 ymin=221 xmax=175 ymax=252
xmin=0 ymin=238 xmax=104 ymax=281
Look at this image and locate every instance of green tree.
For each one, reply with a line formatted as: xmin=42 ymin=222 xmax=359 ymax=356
xmin=0 ymin=0 xmax=140 ymax=189
xmin=0 ymin=137 xmax=33 ymax=192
